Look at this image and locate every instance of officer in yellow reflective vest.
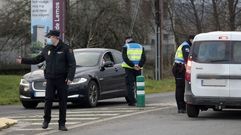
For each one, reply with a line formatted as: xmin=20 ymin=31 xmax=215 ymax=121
xmin=172 ymin=35 xmax=195 ymax=113
xmin=122 ymin=37 xmax=146 ymax=106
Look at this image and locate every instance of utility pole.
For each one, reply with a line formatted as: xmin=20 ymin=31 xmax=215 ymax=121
xmin=65 ymin=0 xmax=70 ymax=42
xmin=159 ymin=0 xmax=164 ymax=79
xmin=154 ymin=0 xmax=163 ymax=80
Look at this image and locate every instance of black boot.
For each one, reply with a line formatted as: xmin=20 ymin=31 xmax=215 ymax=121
xmin=42 ymin=121 xmax=49 ymax=129
xmin=59 ymin=125 xmax=68 ymax=131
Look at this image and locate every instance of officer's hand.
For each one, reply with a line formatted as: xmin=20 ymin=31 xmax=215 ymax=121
xmin=65 ymin=79 xmax=72 ymax=85
xmin=16 ymin=56 xmax=22 ymax=64
xmin=134 ymin=65 xmax=141 ymax=71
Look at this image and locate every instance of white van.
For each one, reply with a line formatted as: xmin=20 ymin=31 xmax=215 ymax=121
xmin=185 ymin=31 xmax=241 ymax=117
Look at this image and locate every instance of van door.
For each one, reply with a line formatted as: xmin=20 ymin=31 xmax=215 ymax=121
xmin=229 ymin=41 xmax=241 ymax=97
xmin=191 ymin=41 xmax=230 ymax=97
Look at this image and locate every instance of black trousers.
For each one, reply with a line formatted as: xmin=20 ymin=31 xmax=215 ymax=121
xmin=44 ymin=78 xmax=68 ymax=126
xmin=172 ymin=63 xmax=186 ymax=110
xmin=125 ymin=68 xmax=141 ymax=104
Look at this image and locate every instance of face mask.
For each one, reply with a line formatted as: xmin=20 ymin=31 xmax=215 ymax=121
xmin=46 ymin=38 xmax=53 ymax=45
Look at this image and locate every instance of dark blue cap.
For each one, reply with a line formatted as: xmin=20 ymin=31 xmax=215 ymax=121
xmin=45 ymin=30 xmax=60 ymax=38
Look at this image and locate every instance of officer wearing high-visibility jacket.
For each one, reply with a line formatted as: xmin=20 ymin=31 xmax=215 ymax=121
xmin=122 ymin=37 xmax=146 ymax=106
xmin=172 ymin=35 xmax=195 ymax=113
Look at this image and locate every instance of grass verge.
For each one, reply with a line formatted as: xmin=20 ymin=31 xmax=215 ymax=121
xmin=0 ymin=75 xmax=21 ymax=105
xmin=145 ymin=78 xmax=175 ymax=94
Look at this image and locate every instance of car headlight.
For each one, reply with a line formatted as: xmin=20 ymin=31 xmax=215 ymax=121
xmin=70 ymin=78 xmax=87 ymax=85
xmin=20 ymin=79 xmax=30 ymax=87
xmin=20 ymin=79 xmax=30 ymax=91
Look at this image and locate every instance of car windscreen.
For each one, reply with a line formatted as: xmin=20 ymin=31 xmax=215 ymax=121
xmin=192 ymin=41 xmax=230 ymax=63
xmin=74 ymin=51 xmax=101 ymax=67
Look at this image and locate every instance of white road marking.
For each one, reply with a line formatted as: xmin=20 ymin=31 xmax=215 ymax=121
xmin=63 ymin=110 xmax=137 ymax=114
xmin=31 ymin=122 xmax=79 ymax=125
xmin=3 ymin=102 xmax=175 ymax=135
xmin=35 ymin=106 xmax=174 ymax=135
xmin=146 ymin=102 xmax=176 ymax=107
xmin=52 ymin=113 xmax=120 ymax=117
xmin=19 ymin=117 xmax=99 ymax=121
xmin=8 ymin=113 xmax=119 ymax=119
xmin=15 ymin=128 xmax=53 ymax=131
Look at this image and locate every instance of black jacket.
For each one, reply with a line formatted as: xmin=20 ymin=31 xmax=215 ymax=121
xmin=122 ymin=41 xmax=146 ymax=68
xmin=22 ymin=40 xmax=76 ymax=81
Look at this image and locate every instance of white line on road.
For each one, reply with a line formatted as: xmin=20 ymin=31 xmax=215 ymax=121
xmin=19 ymin=117 xmax=99 ymax=121
xmin=8 ymin=113 xmax=119 ymax=119
xmin=52 ymin=113 xmax=120 ymax=117
xmin=146 ymin=102 xmax=176 ymax=107
xmin=61 ymin=110 xmax=137 ymax=114
xmin=15 ymin=128 xmax=54 ymax=131
xmin=31 ymin=122 xmax=80 ymax=125
xmin=35 ymin=106 xmax=174 ymax=135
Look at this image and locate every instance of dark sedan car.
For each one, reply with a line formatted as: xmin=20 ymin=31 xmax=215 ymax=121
xmin=19 ymin=48 xmax=128 ymax=109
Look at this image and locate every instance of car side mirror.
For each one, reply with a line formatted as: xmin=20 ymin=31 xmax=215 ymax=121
xmin=103 ymin=61 xmax=114 ymax=67
xmin=100 ymin=61 xmax=114 ymax=71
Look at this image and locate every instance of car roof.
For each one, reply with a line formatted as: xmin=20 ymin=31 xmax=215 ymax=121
xmin=73 ymin=48 xmax=120 ymax=53
xmin=194 ymin=31 xmax=241 ymax=42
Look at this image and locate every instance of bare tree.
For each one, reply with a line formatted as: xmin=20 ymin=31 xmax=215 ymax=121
xmin=167 ymin=0 xmax=241 ymax=45
xmin=0 ymin=0 xmax=31 ymax=52
xmin=211 ymin=0 xmax=221 ymax=30
xmin=227 ymin=0 xmax=241 ymax=30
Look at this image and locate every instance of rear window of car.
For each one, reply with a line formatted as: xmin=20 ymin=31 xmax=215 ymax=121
xmin=192 ymin=41 xmax=241 ymax=64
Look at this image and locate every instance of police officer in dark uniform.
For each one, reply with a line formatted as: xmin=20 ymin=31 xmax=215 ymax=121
xmin=122 ymin=37 xmax=146 ymax=106
xmin=172 ymin=35 xmax=195 ymax=113
xmin=16 ymin=30 xmax=76 ymax=131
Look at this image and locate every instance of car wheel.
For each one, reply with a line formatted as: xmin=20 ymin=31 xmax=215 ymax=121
xmin=21 ymin=101 xmax=38 ymax=109
xmin=187 ymin=104 xmax=199 ymax=118
xmin=84 ymin=81 xmax=99 ymax=107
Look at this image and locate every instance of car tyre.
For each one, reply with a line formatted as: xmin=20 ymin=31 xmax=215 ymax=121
xmin=84 ymin=81 xmax=99 ymax=107
xmin=187 ymin=104 xmax=199 ymax=118
xmin=21 ymin=101 xmax=38 ymax=109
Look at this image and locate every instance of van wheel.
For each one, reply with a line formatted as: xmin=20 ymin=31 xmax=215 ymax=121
xmin=21 ymin=101 xmax=38 ymax=109
xmin=84 ymin=81 xmax=99 ymax=107
xmin=187 ymin=104 xmax=199 ymax=118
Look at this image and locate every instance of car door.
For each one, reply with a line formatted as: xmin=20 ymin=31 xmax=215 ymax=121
xmin=229 ymin=41 xmax=241 ymax=97
xmin=98 ymin=52 xmax=119 ymax=95
xmin=111 ymin=50 xmax=127 ymax=94
xmin=191 ymin=41 xmax=230 ymax=97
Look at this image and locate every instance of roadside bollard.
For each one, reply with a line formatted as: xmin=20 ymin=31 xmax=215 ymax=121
xmin=136 ymin=75 xmax=145 ymax=107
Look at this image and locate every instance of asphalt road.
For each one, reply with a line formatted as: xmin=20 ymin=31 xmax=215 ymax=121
xmin=1 ymin=92 xmax=241 ymax=135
